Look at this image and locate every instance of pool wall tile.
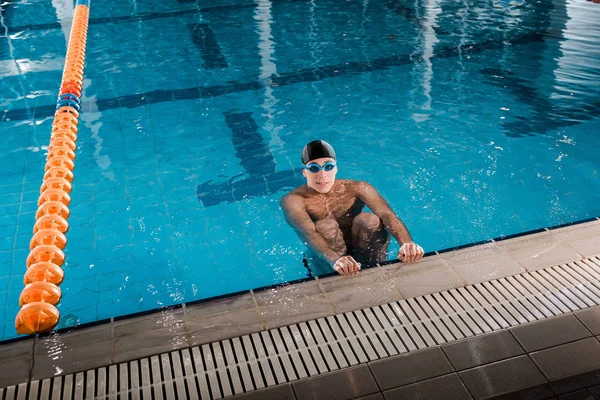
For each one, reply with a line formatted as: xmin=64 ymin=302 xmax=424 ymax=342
xmin=510 ymin=314 xmax=592 ymax=352
xmin=529 ymin=338 xmax=600 ymax=381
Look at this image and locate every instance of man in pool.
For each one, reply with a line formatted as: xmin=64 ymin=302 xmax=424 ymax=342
xmin=281 ymin=140 xmax=424 ymax=276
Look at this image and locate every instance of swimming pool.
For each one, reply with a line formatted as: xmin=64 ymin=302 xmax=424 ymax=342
xmin=1 ymin=0 xmax=599 ymax=341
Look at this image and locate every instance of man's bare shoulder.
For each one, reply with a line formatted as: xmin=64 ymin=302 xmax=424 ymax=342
xmin=336 ymin=179 xmax=372 ymax=194
xmin=280 ymin=186 xmax=309 ymax=208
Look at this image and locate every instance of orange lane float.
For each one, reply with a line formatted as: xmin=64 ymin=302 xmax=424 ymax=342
xmin=44 ymin=166 xmax=74 ymax=183
xmin=15 ymin=0 xmax=90 ymax=335
xmin=25 ymin=262 xmax=65 ymax=285
xmin=34 ymin=214 xmax=69 ymax=234
xmin=40 ymin=177 xmax=72 ymax=194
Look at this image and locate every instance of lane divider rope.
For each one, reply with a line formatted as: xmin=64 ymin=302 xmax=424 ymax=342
xmin=15 ymin=0 xmax=91 ymax=335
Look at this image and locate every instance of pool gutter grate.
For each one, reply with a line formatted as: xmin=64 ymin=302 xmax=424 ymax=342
xmin=2 ymin=256 xmax=600 ymax=399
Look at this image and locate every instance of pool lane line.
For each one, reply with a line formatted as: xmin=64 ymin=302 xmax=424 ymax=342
xmin=14 ymin=0 xmax=91 ymax=336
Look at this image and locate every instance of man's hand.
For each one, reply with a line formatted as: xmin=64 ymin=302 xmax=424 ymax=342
xmin=399 ymin=242 xmax=424 ymax=263
xmin=333 ymin=256 xmax=361 ymax=276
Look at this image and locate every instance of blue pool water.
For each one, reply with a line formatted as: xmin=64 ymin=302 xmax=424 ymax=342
xmin=1 ymin=0 xmax=599 ymax=341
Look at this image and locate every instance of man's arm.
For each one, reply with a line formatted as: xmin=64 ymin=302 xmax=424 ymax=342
xmin=355 ymin=181 xmax=424 ymax=263
xmin=280 ymin=194 xmax=342 ymax=267
xmin=355 ymin=181 xmax=413 ymax=244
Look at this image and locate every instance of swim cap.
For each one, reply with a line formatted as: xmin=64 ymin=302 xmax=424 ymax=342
xmin=301 ymin=140 xmax=336 ymax=164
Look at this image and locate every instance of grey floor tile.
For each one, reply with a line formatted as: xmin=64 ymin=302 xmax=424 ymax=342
xmin=186 ymin=307 xmax=263 ymax=346
xmin=258 ymin=294 xmax=335 ymax=330
xmin=449 ymin=255 xmax=525 ymax=285
xmin=326 ymin=282 xmax=401 ymax=314
xmin=391 ymin=256 xmax=465 ymax=299
xmin=575 ymin=307 xmax=600 ymax=335
xmin=0 ymin=339 xmax=34 ymax=387
xmin=550 ymin=378 xmax=585 ymax=396
xmin=530 ymin=338 xmax=600 ymax=381
xmin=185 ymin=292 xmax=256 ymax=319
xmin=32 ymin=324 xmax=112 ymax=381
xmin=510 ymin=314 xmax=591 ymax=352
xmin=442 ymin=330 xmax=525 ymax=371
xmin=226 ymin=383 xmax=295 ymax=399
xmin=557 ymin=389 xmax=596 ymax=400
xmin=383 ymin=373 xmax=472 ymax=400
xmin=369 ymin=347 xmax=454 ymax=390
xmin=459 ymin=355 xmax=547 ymax=399
xmin=292 ymin=365 xmax=379 ymax=400
xmin=113 ymin=309 xmax=188 ymax=364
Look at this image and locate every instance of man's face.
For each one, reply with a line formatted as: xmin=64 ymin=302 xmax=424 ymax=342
xmin=302 ymin=157 xmax=337 ymax=194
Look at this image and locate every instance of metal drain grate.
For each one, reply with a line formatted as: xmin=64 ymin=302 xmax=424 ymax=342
xmin=3 ymin=257 xmax=600 ymax=400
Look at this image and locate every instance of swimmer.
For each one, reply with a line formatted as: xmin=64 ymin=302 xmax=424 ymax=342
xmin=281 ymin=140 xmax=424 ymax=277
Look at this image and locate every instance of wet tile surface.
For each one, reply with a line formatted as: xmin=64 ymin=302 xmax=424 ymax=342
xmin=113 ymin=309 xmax=188 ymax=364
xmin=186 ymin=307 xmax=263 ymax=346
xmin=185 ymin=291 xmax=256 ymax=319
xmin=449 ymin=255 xmax=525 ymax=285
xmin=564 ymin=236 xmax=600 ymax=258
xmin=325 ymin=282 xmax=401 ymax=314
xmin=441 ymin=330 xmax=525 ymax=371
xmin=530 ymin=338 xmax=600 ymax=381
xmin=510 ymin=314 xmax=592 ymax=352
xmin=497 ymin=232 xmax=581 ymax=271
xmin=292 ymin=365 xmax=379 ymax=400
xmin=32 ymin=325 xmax=112 ymax=380
xmin=0 ymin=339 xmax=34 ymax=387
xmin=459 ymin=355 xmax=547 ymax=399
xmin=390 ymin=256 xmax=465 ymax=299
xmin=253 ymin=280 xmax=324 ymax=306
xmin=369 ymin=347 xmax=454 ymax=390
xmin=257 ymin=294 xmax=335 ymax=330
xmin=382 ymin=373 xmax=472 ymax=400
xmin=3 ymin=223 xmax=600 ymax=390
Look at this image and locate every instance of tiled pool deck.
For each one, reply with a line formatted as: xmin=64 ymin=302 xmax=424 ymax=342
xmin=1 ymin=218 xmax=600 ymax=398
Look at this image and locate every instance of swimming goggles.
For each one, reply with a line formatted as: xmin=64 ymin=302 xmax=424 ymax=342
xmin=302 ymin=161 xmax=336 ymax=173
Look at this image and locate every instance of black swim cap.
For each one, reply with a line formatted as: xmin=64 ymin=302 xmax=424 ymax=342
xmin=301 ymin=140 xmax=336 ymax=164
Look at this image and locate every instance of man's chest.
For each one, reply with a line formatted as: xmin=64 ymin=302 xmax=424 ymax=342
xmin=305 ymin=196 xmax=364 ymax=221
